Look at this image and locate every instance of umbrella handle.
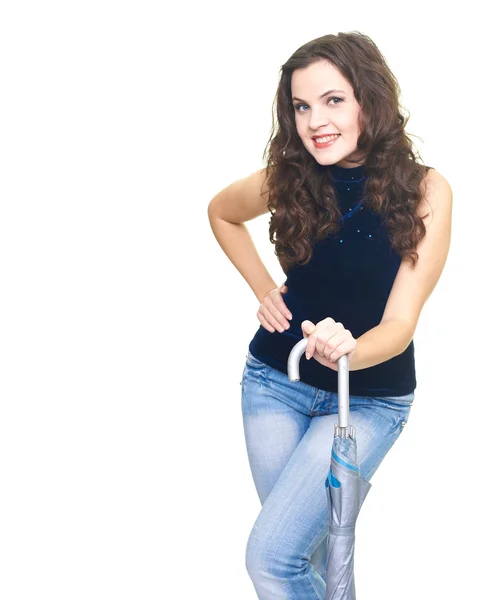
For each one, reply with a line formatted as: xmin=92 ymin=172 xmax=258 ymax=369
xmin=287 ymin=338 xmax=350 ymax=429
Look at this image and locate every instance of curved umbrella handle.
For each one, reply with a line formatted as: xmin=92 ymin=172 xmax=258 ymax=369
xmin=287 ymin=338 xmax=350 ymax=429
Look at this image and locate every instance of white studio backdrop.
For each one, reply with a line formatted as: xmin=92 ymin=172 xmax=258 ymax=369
xmin=0 ymin=1 xmax=502 ymax=599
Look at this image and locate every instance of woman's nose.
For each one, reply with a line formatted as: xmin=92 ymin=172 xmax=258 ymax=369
xmin=309 ymin=106 xmax=330 ymax=130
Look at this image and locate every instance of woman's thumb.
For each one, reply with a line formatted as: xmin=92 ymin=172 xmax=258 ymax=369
xmin=301 ymin=320 xmax=316 ymax=337
xmin=280 ymin=284 xmax=288 ymax=293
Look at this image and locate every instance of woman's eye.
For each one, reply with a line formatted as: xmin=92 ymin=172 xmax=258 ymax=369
xmin=294 ymin=97 xmax=343 ymax=112
xmin=294 ymin=103 xmax=309 ymax=112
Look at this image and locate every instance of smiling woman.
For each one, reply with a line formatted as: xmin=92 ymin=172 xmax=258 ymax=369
xmin=291 ymin=64 xmax=361 ymax=165
xmin=207 ymin=30 xmax=452 ymax=600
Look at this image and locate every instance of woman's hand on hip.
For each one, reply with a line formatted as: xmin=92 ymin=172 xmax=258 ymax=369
xmin=257 ymin=284 xmax=292 ymax=333
xmin=301 ymin=318 xmax=356 ymax=369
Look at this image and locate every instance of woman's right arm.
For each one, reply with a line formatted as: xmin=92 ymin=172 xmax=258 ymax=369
xmin=207 ymin=169 xmax=292 ymax=332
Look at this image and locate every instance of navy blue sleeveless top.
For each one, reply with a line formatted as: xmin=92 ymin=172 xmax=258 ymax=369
xmin=248 ymin=162 xmax=424 ymax=396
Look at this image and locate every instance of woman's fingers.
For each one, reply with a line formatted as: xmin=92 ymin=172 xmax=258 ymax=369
xmin=258 ymin=305 xmax=286 ymax=332
xmin=302 ymin=318 xmax=336 ymax=359
xmin=302 ymin=318 xmax=356 ymax=365
xmin=314 ymin=322 xmax=344 ymax=358
xmin=257 ymin=311 xmax=276 ymax=333
xmin=276 ymin=283 xmax=292 ymax=320
xmin=263 ymin=292 xmax=291 ymax=330
xmin=257 ymin=287 xmax=292 ymax=333
xmin=301 ymin=320 xmax=318 ymax=358
xmin=327 ymin=338 xmax=356 ymax=362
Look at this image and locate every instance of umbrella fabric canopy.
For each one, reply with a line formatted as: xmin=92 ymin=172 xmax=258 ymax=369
xmin=325 ymin=432 xmax=372 ymax=600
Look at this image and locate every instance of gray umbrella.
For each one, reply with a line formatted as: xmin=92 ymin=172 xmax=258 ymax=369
xmin=288 ymin=339 xmax=372 ymax=600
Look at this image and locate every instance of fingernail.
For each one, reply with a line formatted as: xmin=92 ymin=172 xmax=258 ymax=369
xmin=306 ymin=353 xmax=311 ymax=360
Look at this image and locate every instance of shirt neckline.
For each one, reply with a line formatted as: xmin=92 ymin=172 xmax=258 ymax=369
xmin=329 ymin=163 xmax=366 ymax=183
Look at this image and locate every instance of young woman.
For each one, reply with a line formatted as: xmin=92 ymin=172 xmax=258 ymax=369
xmin=208 ymin=31 xmax=452 ymax=600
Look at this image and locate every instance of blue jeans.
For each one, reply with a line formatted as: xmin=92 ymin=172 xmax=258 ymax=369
xmin=241 ymin=351 xmax=414 ymax=600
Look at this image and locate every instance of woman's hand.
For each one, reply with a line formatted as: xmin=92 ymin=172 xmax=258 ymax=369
xmin=257 ymin=284 xmax=292 ymax=333
xmin=301 ymin=318 xmax=356 ymax=369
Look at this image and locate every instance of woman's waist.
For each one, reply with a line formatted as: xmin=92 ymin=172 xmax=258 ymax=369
xmin=278 ymin=292 xmax=385 ymax=337
xmin=247 ymin=328 xmax=416 ymax=396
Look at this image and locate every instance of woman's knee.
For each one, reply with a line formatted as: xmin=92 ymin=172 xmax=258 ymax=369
xmin=245 ymin=526 xmax=303 ymax=581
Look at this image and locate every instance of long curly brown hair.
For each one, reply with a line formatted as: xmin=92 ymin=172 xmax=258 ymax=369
xmin=263 ymin=31 xmax=430 ymax=273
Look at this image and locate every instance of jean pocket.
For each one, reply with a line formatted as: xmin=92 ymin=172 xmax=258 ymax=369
xmin=370 ymin=393 xmax=414 ymax=408
xmin=368 ymin=395 xmax=413 ymax=433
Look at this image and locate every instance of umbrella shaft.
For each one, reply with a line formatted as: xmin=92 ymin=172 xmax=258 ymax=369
xmin=338 ymin=355 xmax=349 ymax=428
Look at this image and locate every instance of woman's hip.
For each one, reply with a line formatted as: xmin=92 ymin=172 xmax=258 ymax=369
xmin=241 ymin=350 xmax=414 ymax=420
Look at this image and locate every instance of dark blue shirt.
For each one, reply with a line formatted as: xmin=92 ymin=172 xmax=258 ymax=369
xmin=248 ymin=162 xmax=429 ymax=396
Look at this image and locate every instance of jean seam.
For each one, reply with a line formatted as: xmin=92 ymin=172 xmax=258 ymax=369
xmin=364 ymin=419 xmax=407 ymax=479
xmin=309 ymin=388 xmax=323 ymax=415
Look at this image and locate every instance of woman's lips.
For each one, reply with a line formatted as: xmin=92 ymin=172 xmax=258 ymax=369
xmin=312 ymin=134 xmax=340 ymax=149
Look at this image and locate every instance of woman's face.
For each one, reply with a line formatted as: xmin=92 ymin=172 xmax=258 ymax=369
xmin=291 ymin=59 xmax=364 ymax=168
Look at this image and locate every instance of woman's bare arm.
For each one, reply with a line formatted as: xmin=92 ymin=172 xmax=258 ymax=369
xmin=350 ymin=168 xmax=453 ymax=370
xmin=207 ymin=169 xmax=279 ymax=303
xmin=301 ymin=168 xmax=453 ymax=371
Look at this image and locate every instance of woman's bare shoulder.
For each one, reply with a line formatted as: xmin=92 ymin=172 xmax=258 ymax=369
xmin=207 ymin=168 xmax=271 ymax=223
xmin=420 ymin=166 xmax=453 ymax=218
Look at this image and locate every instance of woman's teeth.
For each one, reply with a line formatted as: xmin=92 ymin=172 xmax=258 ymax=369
xmin=314 ymin=134 xmax=339 ymax=143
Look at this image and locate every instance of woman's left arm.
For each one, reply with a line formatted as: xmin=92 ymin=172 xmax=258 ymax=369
xmin=303 ymin=169 xmax=453 ymax=370
xmin=352 ymin=169 xmax=452 ymax=370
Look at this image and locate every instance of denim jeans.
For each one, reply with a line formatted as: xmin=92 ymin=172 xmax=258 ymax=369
xmin=240 ymin=350 xmax=414 ymax=600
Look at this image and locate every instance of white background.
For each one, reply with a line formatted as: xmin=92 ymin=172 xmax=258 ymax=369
xmin=1 ymin=1 xmax=502 ymax=599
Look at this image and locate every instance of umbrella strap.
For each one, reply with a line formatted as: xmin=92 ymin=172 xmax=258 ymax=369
xmin=329 ymin=525 xmax=356 ymax=536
